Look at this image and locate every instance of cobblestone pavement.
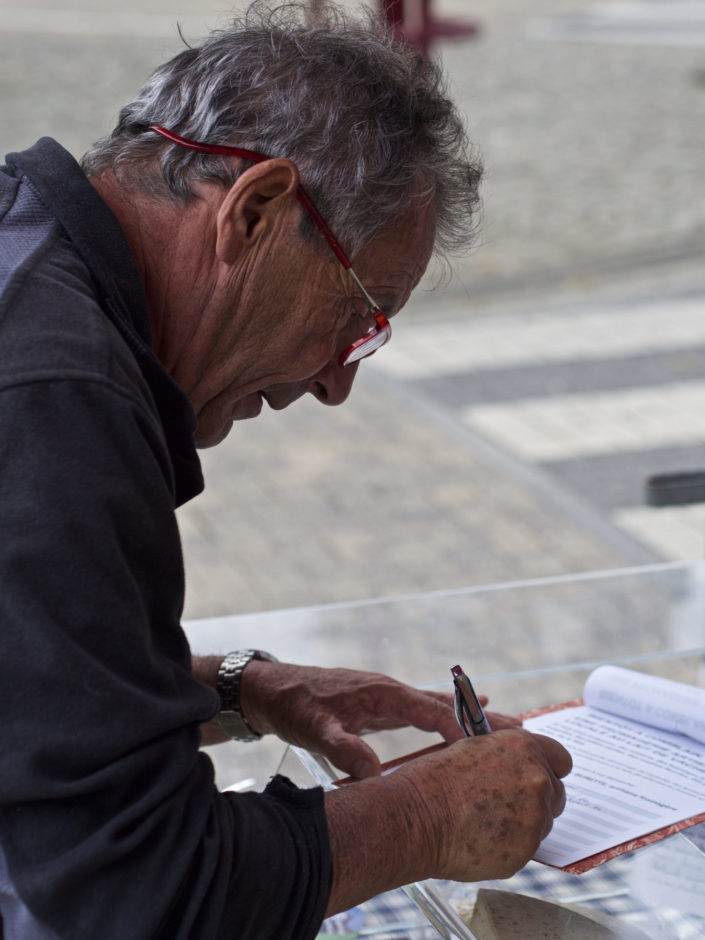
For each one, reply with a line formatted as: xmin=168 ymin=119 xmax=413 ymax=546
xmin=2 ymin=0 xmax=704 ymax=620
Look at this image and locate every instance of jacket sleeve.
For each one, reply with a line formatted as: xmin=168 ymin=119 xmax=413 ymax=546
xmin=0 ymin=377 xmax=332 ymax=940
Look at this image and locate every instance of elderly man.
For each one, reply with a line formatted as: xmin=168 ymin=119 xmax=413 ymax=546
xmin=0 ymin=3 xmax=571 ymax=938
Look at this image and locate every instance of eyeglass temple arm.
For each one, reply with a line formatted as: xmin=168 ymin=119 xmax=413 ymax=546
xmin=149 ymin=125 xmax=380 ymax=312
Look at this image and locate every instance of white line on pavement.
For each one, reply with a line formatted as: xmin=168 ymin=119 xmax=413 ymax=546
xmin=372 ymin=298 xmax=705 ymax=379
xmin=462 ymin=381 xmax=705 ymax=461
xmin=529 ymin=1 xmax=705 ymax=47
xmin=614 ymin=504 xmax=705 ymax=561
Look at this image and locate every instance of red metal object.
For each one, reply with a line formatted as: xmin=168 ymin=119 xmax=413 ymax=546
xmin=381 ymin=0 xmax=479 ymax=56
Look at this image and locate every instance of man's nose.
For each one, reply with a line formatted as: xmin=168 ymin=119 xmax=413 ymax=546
xmin=308 ymin=358 xmax=360 ymax=406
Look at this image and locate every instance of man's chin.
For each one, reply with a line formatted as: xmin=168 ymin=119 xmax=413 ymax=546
xmin=195 ymin=394 xmax=263 ymax=447
xmin=195 ymin=423 xmax=232 ymax=448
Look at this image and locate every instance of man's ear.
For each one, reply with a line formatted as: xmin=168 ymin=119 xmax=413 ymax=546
xmin=215 ymin=158 xmax=300 ymax=265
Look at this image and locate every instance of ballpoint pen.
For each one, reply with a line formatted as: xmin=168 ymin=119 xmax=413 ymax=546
xmin=451 ymin=664 xmax=492 ymax=736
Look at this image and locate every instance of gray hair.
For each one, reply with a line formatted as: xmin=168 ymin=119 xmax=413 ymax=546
xmin=81 ymin=1 xmax=482 ymax=259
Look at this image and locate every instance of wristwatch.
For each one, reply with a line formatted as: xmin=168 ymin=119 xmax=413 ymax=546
xmin=216 ymin=649 xmax=278 ymax=742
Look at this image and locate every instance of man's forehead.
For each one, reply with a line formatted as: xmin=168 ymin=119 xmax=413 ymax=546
xmin=367 ymin=208 xmax=436 ymax=285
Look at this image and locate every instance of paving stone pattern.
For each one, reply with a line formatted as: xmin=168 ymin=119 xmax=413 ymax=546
xmin=2 ymin=0 xmax=704 ymax=620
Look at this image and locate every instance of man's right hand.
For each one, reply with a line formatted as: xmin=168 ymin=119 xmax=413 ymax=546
xmin=324 ymin=729 xmax=572 ymax=915
xmin=396 ymin=730 xmax=571 ymax=881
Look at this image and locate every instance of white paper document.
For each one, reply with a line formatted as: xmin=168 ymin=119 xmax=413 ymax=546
xmin=522 ymin=666 xmax=705 ymax=869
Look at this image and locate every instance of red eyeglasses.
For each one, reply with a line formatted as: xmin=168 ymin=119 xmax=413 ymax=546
xmin=148 ymin=125 xmax=391 ymax=367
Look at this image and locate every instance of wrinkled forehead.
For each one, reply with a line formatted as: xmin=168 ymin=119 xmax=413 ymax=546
xmin=354 ymin=197 xmax=438 ymax=316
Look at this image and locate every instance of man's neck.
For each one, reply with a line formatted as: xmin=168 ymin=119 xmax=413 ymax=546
xmin=88 ymin=171 xmax=221 ymax=371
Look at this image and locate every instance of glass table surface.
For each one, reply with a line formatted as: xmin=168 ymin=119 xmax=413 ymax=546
xmin=184 ymin=560 xmax=705 ymax=939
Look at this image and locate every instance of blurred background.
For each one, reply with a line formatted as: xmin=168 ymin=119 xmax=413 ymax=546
xmin=3 ymin=0 xmax=705 ymax=618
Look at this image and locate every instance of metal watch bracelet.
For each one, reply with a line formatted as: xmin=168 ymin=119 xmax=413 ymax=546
xmin=216 ymin=649 xmax=277 ymax=742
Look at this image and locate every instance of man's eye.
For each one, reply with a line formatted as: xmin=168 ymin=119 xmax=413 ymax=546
xmin=343 ymin=306 xmax=364 ymax=331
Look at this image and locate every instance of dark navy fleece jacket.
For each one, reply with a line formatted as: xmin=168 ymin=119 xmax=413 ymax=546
xmin=0 ymin=138 xmax=331 ymax=940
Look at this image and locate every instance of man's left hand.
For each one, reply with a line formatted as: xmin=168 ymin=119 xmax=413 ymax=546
xmin=237 ymin=661 xmax=519 ymax=778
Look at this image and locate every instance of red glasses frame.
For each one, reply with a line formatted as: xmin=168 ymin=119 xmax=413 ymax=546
xmin=148 ymin=125 xmax=391 ymax=367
